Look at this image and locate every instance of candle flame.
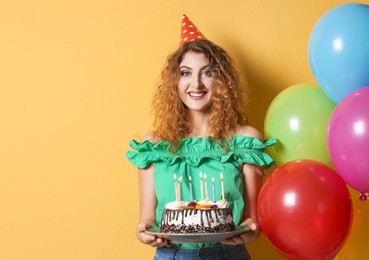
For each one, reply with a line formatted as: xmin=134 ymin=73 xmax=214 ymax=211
xmin=178 ymin=176 xmax=182 ymax=182
xmin=204 ymin=173 xmax=207 ymax=180
xmin=189 ymin=176 xmax=192 ymax=181
xmin=200 ymin=172 xmax=203 ymax=178
xmin=220 ymin=172 xmax=223 ymax=180
xmin=174 ymin=173 xmax=177 ymax=180
xmin=212 ymin=177 xmax=214 ymax=182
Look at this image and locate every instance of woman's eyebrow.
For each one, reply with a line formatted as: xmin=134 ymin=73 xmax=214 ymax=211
xmin=179 ymin=65 xmax=192 ymax=70
xmin=179 ymin=65 xmax=210 ymax=70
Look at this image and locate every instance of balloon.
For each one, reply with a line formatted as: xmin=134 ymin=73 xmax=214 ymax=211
xmin=334 ymin=196 xmax=369 ymax=260
xmin=327 ymin=86 xmax=369 ymax=194
xmin=264 ymin=84 xmax=335 ymax=167
xmin=258 ymin=160 xmax=352 ymax=260
xmin=308 ymin=3 xmax=369 ymax=104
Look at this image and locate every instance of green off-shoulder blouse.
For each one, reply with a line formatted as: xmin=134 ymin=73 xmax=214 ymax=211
xmin=126 ymin=134 xmax=276 ymax=248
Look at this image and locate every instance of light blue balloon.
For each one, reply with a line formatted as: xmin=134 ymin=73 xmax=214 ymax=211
xmin=308 ymin=3 xmax=369 ymax=104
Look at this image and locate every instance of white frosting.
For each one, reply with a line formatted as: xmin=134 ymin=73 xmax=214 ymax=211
xmin=216 ymin=200 xmax=229 ymax=208
xmin=165 ymin=199 xmax=229 ymax=209
xmin=197 ymin=198 xmax=213 ymax=205
xmin=165 ymin=201 xmax=187 ymax=210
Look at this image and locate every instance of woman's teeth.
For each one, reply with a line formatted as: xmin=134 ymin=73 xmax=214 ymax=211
xmin=189 ymin=92 xmax=205 ymax=97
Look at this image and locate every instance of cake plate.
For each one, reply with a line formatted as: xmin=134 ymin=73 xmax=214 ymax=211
xmin=145 ymin=225 xmax=249 ymax=244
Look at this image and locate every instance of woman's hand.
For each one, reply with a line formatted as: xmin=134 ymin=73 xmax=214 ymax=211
xmin=220 ymin=221 xmax=260 ymax=245
xmin=137 ymin=223 xmax=171 ymax=248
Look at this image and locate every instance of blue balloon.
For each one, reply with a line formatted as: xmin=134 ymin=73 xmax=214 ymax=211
xmin=308 ymin=3 xmax=369 ymax=104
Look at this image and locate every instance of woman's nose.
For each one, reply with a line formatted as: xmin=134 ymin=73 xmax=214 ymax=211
xmin=191 ymin=75 xmax=202 ymax=88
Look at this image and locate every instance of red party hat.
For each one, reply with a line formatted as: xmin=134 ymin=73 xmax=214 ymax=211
xmin=179 ymin=14 xmax=206 ymax=46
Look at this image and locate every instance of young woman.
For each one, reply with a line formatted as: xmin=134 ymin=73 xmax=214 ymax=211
xmin=127 ymin=16 xmax=275 ymax=260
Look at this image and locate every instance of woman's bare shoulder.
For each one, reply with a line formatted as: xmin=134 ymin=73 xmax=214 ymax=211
xmin=141 ymin=132 xmax=159 ymax=143
xmin=236 ymin=125 xmax=263 ymax=142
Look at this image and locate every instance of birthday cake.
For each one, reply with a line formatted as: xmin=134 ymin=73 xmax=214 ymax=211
xmin=160 ymin=198 xmax=236 ymax=234
xmin=160 ymin=172 xmax=236 ymax=234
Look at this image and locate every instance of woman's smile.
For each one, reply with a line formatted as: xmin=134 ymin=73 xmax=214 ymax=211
xmin=188 ymin=91 xmax=207 ymax=98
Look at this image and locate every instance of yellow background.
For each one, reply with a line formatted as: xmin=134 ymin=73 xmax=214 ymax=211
xmin=0 ymin=1 xmax=366 ymax=259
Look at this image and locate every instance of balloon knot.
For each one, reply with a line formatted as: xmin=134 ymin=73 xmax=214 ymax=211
xmin=359 ymin=193 xmax=369 ymax=201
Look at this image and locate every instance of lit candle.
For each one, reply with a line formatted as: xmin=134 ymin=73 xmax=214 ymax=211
xmin=174 ymin=173 xmax=178 ymax=201
xmin=200 ymin=172 xmax=204 ymax=200
xmin=177 ymin=176 xmax=182 ymax=201
xmin=189 ymin=176 xmax=193 ymax=202
xmin=204 ymin=174 xmax=209 ymax=199
xmin=212 ymin=177 xmax=216 ymax=202
xmin=220 ymin=172 xmax=225 ymax=201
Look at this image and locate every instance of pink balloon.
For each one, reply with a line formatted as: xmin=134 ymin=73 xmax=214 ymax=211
xmin=327 ymin=86 xmax=369 ymax=194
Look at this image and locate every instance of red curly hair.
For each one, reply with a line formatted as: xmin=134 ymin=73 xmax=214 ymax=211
xmin=152 ymin=40 xmax=248 ymax=151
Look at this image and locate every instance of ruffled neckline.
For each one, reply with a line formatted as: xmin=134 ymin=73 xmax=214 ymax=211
xmin=127 ymin=135 xmax=276 ymax=169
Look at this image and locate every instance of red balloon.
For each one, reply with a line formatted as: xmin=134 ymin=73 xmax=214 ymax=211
xmin=258 ymin=160 xmax=352 ymax=260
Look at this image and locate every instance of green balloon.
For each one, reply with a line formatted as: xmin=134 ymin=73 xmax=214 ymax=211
xmin=264 ymin=84 xmax=335 ymax=167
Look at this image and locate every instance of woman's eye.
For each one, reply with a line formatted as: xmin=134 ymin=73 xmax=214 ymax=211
xmin=180 ymin=71 xmax=190 ymax=77
xmin=202 ymin=70 xmax=212 ymax=77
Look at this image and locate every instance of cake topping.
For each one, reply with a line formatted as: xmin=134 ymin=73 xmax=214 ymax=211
xmin=216 ymin=200 xmax=229 ymax=208
xmin=166 ymin=201 xmax=187 ymax=210
xmin=197 ymin=198 xmax=213 ymax=206
xmin=165 ymin=198 xmax=228 ymax=210
xmin=187 ymin=201 xmax=197 ymax=207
